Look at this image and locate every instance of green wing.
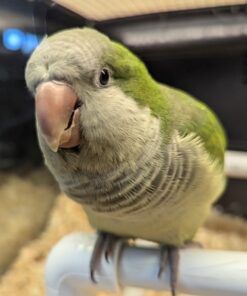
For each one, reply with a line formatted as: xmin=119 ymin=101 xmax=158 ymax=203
xmin=159 ymin=84 xmax=227 ymax=167
xmin=108 ymin=41 xmax=226 ymax=166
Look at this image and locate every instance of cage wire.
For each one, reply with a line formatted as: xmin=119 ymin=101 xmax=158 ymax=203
xmin=31 ymin=0 xmax=54 ymax=37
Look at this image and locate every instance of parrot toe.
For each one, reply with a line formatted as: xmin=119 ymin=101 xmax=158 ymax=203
xmin=158 ymin=245 xmax=179 ymax=296
xmin=90 ymin=232 xmax=120 ymax=283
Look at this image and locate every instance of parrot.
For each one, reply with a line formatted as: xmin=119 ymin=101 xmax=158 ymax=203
xmin=25 ymin=27 xmax=226 ymax=295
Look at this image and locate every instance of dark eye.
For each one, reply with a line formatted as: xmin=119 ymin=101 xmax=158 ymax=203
xmin=99 ymin=68 xmax=110 ymax=86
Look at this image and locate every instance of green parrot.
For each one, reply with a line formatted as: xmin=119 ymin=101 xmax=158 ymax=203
xmin=25 ymin=28 xmax=226 ymax=295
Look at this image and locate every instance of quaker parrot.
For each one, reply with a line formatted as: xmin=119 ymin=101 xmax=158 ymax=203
xmin=25 ymin=28 xmax=226 ymax=295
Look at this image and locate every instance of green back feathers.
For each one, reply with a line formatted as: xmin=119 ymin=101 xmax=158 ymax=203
xmin=162 ymin=86 xmax=226 ymax=166
xmin=107 ymin=41 xmax=226 ymax=166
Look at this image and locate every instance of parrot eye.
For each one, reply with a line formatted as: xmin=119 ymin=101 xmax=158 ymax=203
xmin=99 ymin=68 xmax=110 ymax=86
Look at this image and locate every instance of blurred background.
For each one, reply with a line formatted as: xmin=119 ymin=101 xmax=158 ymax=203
xmin=0 ymin=0 xmax=247 ymax=285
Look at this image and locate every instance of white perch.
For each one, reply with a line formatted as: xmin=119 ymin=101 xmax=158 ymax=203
xmin=225 ymin=150 xmax=247 ymax=179
xmin=45 ymin=232 xmax=247 ymax=296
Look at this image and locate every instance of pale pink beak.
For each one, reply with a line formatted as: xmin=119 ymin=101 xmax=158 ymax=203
xmin=35 ymin=81 xmax=81 ymax=152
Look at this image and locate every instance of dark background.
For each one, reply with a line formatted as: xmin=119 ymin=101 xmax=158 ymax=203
xmin=0 ymin=0 xmax=246 ymax=216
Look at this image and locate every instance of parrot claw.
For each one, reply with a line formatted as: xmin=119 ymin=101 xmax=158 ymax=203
xmin=158 ymin=245 xmax=179 ymax=296
xmin=104 ymin=233 xmax=119 ymax=262
xmin=158 ymin=242 xmax=202 ymax=296
xmin=90 ymin=232 xmax=119 ymax=283
xmin=90 ymin=232 xmax=106 ymax=283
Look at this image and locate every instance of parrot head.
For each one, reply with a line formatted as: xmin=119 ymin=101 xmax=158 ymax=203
xmin=25 ymin=28 xmax=165 ymax=174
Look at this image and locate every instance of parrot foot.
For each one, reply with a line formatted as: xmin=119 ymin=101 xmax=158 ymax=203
xmin=157 ymin=241 xmax=201 ymax=295
xmin=90 ymin=232 xmax=119 ymax=283
xmin=158 ymin=245 xmax=179 ymax=296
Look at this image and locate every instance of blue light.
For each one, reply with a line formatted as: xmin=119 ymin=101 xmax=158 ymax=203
xmin=2 ymin=28 xmax=42 ymax=54
xmin=22 ymin=33 xmax=40 ymax=54
xmin=3 ymin=28 xmax=25 ymax=51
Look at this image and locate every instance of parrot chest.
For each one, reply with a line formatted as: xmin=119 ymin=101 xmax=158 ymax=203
xmin=82 ymin=132 xmax=225 ymax=246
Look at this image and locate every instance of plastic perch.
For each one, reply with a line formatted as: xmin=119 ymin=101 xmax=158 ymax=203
xmin=45 ymin=232 xmax=247 ymax=296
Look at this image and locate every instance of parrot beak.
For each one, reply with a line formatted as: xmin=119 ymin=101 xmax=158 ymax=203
xmin=35 ymin=81 xmax=81 ymax=152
